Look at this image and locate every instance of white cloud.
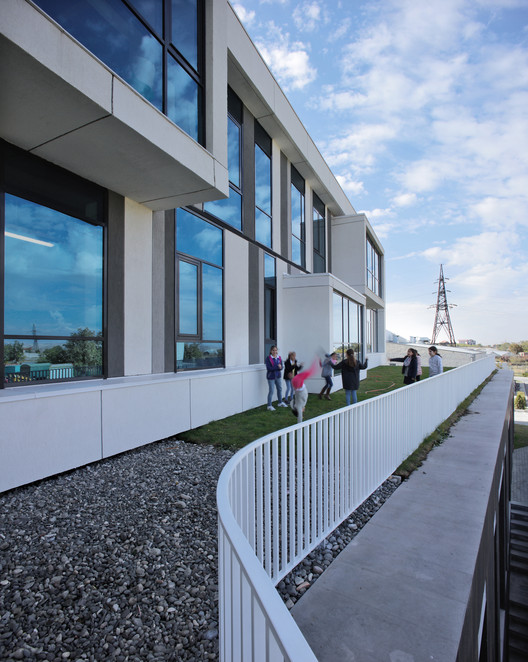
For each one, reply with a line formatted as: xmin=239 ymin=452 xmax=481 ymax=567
xmin=392 ymin=193 xmax=417 ymax=207
xmin=232 ymin=3 xmax=256 ymax=26
xmin=255 ymin=25 xmax=317 ymax=91
xmin=292 ymin=2 xmax=328 ymax=32
xmin=335 ymin=174 xmax=365 ymax=196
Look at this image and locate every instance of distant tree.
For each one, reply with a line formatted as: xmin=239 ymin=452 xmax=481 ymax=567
xmin=38 ymin=345 xmax=69 ymax=364
xmin=521 ymin=341 xmax=528 ymax=353
xmin=65 ymin=328 xmax=103 ymax=367
xmin=4 ymin=341 xmax=25 ymax=363
xmin=510 ymin=342 xmax=524 ymax=355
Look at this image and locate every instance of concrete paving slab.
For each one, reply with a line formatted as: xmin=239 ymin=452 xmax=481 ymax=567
xmin=292 ymin=369 xmax=513 ymax=661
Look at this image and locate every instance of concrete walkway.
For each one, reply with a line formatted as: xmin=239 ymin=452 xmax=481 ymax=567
xmin=291 ymin=371 xmax=514 ymax=661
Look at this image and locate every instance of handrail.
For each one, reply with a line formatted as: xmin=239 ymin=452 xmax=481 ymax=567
xmin=217 ymin=355 xmax=496 ymax=661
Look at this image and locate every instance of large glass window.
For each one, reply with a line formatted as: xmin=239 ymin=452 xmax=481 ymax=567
xmin=255 ymin=123 xmax=272 ymax=248
xmin=291 ymin=166 xmax=305 ymax=269
xmin=176 ymin=208 xmax=223 ymax=370
xmin=367 ymin=237 xmax=381 ymax=296
xmin=366 ymin=309 xmax=378 ymax=353
xmin=2 ymin=145 xmax=106 ymax=387
xmin=312 ymin=192 xmax=326 ymax=273
xmin=34 ymin=0 xmax=204 ymax=143
xmin=204 ymin=90 xmax=243 ymax=230
xmin=333 ymin=292 xmax=362 ymax=360
xmin=264 ymin=254 xmax=276 ymax=356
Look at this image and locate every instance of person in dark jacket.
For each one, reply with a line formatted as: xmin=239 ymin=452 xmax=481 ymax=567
xmin=283 ymin=351 xmax=303 ymax=404
xmin=334 ymin=348 xmax=368 ymax=406
xmin=265 ymin=345 xmax=287 ymax=410
xmin=392 ymin=348 xmax=418 ymax=385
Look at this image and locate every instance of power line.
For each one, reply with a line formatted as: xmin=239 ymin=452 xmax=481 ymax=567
xmin=429 ymin=265 xmax=457 ymax=346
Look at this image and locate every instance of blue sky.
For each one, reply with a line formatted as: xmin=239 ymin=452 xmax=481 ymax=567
xmin=232 ymin=0 xmax=528 ymax=345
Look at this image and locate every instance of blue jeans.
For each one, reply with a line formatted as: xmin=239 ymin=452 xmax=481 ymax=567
xmin=284 ymin=380 xmax=293 ymax=402
xmin=267 ymin=378 xmax=283 ymax=406
xmin=345 ymin=389 xmax=358 ymax=407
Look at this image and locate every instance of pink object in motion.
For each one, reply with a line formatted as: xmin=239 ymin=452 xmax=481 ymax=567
xmin=292 ymin=358 xmax=319 ymax=390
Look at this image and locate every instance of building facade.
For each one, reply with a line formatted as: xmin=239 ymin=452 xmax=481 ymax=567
xmin=0 ymin=0 xmax=385 ymax=492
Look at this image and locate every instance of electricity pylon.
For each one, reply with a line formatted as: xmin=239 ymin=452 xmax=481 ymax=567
xmin=430 ymin=265 xmax=456 ymax=346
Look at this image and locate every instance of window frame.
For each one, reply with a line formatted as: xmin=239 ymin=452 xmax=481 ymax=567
xmin=175 ymin=207 xmax=225 ymax=371
xmin=312 ymin=191 xmax=326 ymax=273
xmin=1 ymin=141 xmax=107 ymax=388
xmin=366 ymin=236 xmax=381 ymax=297
xmin=291 ymin=165 xmax=306 ymax=269
xmin=254 ymin=121 xmax=272 ymax=248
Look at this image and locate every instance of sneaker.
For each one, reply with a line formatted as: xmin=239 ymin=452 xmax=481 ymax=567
xmin=324 ymin=394 xmax=331 ymax=400
xmin=267 ymin=405 xmax=275 ymax=411
xmin=278 ymin=402 xmax=288 ymax=408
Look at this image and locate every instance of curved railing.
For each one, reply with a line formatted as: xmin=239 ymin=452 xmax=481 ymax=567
xmin=217 ymin=355 xmax=496 ymax=661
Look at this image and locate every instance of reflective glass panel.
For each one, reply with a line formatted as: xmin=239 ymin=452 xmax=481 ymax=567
xmin=202 ymin=264 xmax=223 ymax=341
xmin=255 ymin=209 xmax=271 ymax=248
xmin=255 ymin=144 xmax=271 ymax=214
xmin=228 ymin=118 xmax=241 ymax=188
xmin=4 ymin=338 xmax=103 ymax=384
xmin=176 ymin=341 xmax=223 ymax=370
xmin=176 ymin=209 xmax=222 ymax=265
xmin=167 ymin=56 xmax=199 ymax=141
xmin=4 ymin=194 xmax=103 ymax=337
xmin=264 ymin=253 xmax=275 ymax=280
xmin=35 ymin=0 xmax=163 ymax=111
xmin=128 ymin=0 xmax=163 ymax=33
xmin=333 ymin=293 xmax=343 ymax=355
xmin=292 ymin=236 xmax=302 ymax=266
xmin=171 ymin=0 xmax=198 ymax=69
xmin=178 ymin=261 xmax=198 ymax=335
xmin=204 ymin=188 xmax=242 ymax=231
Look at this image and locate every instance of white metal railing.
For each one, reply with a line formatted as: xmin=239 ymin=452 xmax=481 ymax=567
xmin=217 ymin=355 xmax=496 ymax=661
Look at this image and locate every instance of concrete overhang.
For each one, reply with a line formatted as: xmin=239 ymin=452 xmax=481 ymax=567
xmin=0 ymin=0 xmax=228 ymax=211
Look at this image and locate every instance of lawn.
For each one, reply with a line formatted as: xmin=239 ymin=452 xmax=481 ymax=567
xmin=514 ymin=424 xmax=528 ymax=450
xmin=175 ymin=365 xmax=419 ymax=450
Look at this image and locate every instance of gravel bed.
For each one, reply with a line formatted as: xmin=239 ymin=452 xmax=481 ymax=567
xmin=0 ymin=438 xmax=400 ymax=661
xmin=0 ymin=439 xmax=233 ymax=662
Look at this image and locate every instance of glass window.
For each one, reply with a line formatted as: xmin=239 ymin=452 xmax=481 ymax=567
xmin=333 ymin=292 xmax=363 ymax=360
xmin=171 ymin=0 xmax=199 ymax=70
xmin=312 ymin=193 xmax=326 ymax=273
xmin=34 ymin=0 xmax=204 ymax=144
xmin=366 ymin=237 xmax=381 ymax=296
xmin=291 ymin=166 xmax=305 ymax=269
xmin=176 ymin=209 xmax=224 ymax=370
xmin=204 ymin=105 xmax=243 ymax=230
xmin=3 ymin=193 xmax=104 ymax=385
xmin=255 ymin=123 xmax=272 ymax=248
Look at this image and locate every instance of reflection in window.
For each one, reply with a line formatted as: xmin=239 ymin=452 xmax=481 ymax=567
xmin=367 ymin=237 xmax=381 ymax=296
xmin=204 ymin=90 xmax=243 ymax=230
xmin=34 ymin=0 xmax=204 ymax=143
xmin=313 ymin=193 xmax=326 ymax=273
xmin=366 ymin=309 xmax=378 ymax=353
xmin=176 ymin=209 xmax=224 ymax=370
xmin=255 ymin=123 xmax=272 ymax=248
xmin=291 ymin=166 xmax=305 ymax=268
xmin=171 ymin=0 xmax=199 ymax=69
xmin=4 ymin=194 xmax=104 ymax=384
xmin=333 ymin=292 xmax=362 ymax=360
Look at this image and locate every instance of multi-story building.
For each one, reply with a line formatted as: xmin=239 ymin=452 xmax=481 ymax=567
xmin=0 ymin=0 xmax=385 ymax=492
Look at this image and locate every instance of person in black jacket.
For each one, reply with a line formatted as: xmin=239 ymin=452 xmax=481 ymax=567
xmin=392 ymin=348 xmax=418 ymax=385
xmin=283 ymin=351 xmax=303 ymax=404
xmin=334 ymin=348 xmax=368 ymax=406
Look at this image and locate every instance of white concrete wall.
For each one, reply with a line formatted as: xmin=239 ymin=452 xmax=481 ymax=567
xmin=124 ymin=199 xmax=153 ymax=376
xmin=224 ymin=233 xmax=249 ymax=367
xmin=0 ymin=365 xmax=271 ymax=493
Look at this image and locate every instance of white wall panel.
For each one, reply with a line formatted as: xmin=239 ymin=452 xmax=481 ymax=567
xmin=124 ymin=199 xmax=153 ymax=376
xmin=0 ymin=391 xmax=102 ymax=492
xmin=224 ymin=234 xmax=249 ymax=367
xmin=101 ymin=379 xmax=191 ymax=457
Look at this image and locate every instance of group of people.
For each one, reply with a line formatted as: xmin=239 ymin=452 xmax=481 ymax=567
xmin=265 ymin=346 xmax=368 ymax=423
xmin=393 ymin=345 xmax=443 ymax=384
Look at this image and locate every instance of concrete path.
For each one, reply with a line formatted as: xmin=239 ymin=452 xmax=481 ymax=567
xmin=291 ymin=370 xmax=514 ymax=661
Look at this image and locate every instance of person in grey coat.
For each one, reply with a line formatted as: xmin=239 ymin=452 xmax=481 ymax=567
xmin=428 ymin=346 xmax=443 ymax=377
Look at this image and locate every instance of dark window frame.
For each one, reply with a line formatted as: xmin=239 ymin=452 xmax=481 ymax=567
xmin=1 ymin=141 xmax=107 ymax=388
xmin=175 ymin=207 xmax=225 ymax=371
xmin=291 ymin=165 xmax=306 ymax=269
xmin=312 ymin=191 xmax=326 ymax=273
xmin=254 ymin=121 xmax=272 ymax=248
